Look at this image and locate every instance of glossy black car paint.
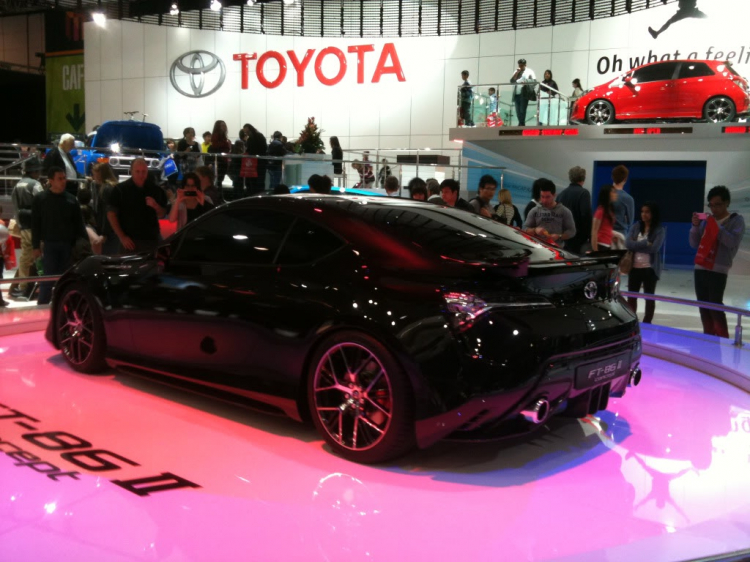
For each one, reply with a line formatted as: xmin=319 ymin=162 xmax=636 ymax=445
xmin=46 ymin=195 xmax=641 ymax=449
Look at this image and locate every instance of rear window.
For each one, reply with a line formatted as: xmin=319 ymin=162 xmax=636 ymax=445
xmin=334 ymin=201 xmax=567 ymax=263
xmin=678 ymin=62 xmax=714 ymax=79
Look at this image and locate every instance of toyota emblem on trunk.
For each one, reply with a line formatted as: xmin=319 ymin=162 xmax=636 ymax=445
xmin=170 ymin=51 xmax=226 ymax=98
xmin=584 ymin=281 xmax=598 ymax=300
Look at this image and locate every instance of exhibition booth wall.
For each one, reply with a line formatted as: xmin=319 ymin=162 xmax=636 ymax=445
xmin=83 ymin=0 xmax=750 ymax=149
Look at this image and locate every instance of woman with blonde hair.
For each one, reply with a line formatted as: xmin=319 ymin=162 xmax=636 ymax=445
xmin=493 ymin=188 xmax=522 ymax=227
xmin=91 ymin=161 xmax=120 ymax=255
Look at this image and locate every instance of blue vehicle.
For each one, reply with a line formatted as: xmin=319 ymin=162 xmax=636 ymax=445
xmin=71 ymin=120 xmax=171 ymax=179
xmin=289 ymin=185 xmax=386 ymax=197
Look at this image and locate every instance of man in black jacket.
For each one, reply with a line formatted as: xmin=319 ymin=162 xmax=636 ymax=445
xmin=32 ymin=166 xmax=88 ymax=305
xmin=9 ymin=157 xmax=44 ymax=298
xmin=556 ymin=166 xmax=592 ymax=254
xmin=267 ymin=131 xmax=286 ymax=191
xmin=440 ymin=179 xmax=474 ymax=212
xmin=43 ymin=133 xmax=81 ymax=196
xmin=106 ymin=158 xmax=168 ymax=254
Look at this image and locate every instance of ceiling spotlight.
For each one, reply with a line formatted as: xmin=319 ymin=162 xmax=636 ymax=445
xmin=210 ymin=0 xmax=222 ymax=11
xmin=170 ymin=3 xmax=179 ymax=15
xmin=92 ymin=12 xmax=106 ymax=26
xmin=283 ymin=0 xmax=296 ymax=5
xmin=246 ymin=0 xmax=255 ymax=5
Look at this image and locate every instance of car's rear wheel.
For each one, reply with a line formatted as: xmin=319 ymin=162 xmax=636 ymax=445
xmin=585 ymin=100 xmax=615 ymax=125
xmin=56 ymin=284 xmax=107 ymax=373
xmin=308 ymin=331 xmax=415 ymax=463
xmin=703 ymin=96 xmax=736 ymax=123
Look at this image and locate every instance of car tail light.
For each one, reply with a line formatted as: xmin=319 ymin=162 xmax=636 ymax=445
xmin=443 ymin=291 xmax=553 ymax=331
xmin=734 ymin=78 xmax=750 ymax=93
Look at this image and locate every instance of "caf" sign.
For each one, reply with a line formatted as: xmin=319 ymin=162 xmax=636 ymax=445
xmin=233 ymin=43 xmax=405 ymax=89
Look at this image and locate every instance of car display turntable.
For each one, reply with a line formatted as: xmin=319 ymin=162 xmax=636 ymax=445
xmin=1 ymin=327 xmax=749 ymax=562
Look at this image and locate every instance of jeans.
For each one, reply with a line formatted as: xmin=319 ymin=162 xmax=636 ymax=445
xmin=514 ymin=96 xmax=530 ymax=126
xmin=694 ymin=269 xmax=729 ymax=338
xmin=627 ymin=267 xmax=658 ymax=324
xmin=268 ymin=168 xmax=282 ymax=191
xmin=38 ymin=240 xmax=72 ymax=305
xmin=232 ymin=177 xmax=245 ymax=200
xmin=460 ymin=102 xmax=474 ymax=126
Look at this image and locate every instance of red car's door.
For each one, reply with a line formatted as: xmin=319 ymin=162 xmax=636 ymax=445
xmin=626 ymin=62 xmax=680 ymax=119
xmin=673 ymin=62 xmax=717 ymax=118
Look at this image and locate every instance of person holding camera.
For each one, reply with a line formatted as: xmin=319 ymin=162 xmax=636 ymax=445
xmin=510 ymin=58 xmax=536 ymax=126
xmin=689 ymin=186 xmax=746 ymax=338
xmin=168 ymin=172 xmax=215 ymax=230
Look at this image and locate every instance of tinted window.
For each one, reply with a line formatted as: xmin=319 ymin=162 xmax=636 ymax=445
xmin=678 ymin=62 xmax=714 ymax=79
xmin=632 ymin=62 xmax=679 ymax=83
xmin=277 ymin=218 xmax=344 ymax=265
xmin=331 ymin=201 xmax=561 ymax=262
xmin=175 ymin=209 xmax=293 ymax=265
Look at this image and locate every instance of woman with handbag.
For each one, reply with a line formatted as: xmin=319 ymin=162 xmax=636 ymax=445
xmin=625 ymin=202 xmax=665 ymax=324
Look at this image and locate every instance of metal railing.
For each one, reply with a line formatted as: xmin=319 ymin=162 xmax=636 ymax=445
xmin=456 ymin=80 xmax=574 ymax=128
xmin=621 ymin=291 xmax=749 ymax=347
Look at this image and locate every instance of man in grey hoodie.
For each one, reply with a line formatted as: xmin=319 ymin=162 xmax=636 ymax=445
xmin=524 ymin=178 xmax=576 ymax=247
xmin=689 ymin=185 xmax=746 ymax=338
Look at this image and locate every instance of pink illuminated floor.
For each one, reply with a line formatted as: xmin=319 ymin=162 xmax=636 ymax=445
xmin=1 ymin=331 xmax=749 ymax=562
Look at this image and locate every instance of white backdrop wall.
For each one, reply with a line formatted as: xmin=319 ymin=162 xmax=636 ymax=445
xmin=84 ymin=0 xmax=750 ymax=149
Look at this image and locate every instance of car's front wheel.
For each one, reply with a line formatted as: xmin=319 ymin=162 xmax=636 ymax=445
xmin=703 ymin=96 xmax=736 ymax=123
xmin=308 ymin=331 xmax=415 ymax=463
xmin=56 ymin=284 xmax=107 ymax=373
xmin=586 ymin=100 xmax=615 ymax=125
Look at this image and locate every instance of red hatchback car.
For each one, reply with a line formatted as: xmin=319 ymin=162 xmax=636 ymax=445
xmin=571 ymin=60 xmax=750 ymax=125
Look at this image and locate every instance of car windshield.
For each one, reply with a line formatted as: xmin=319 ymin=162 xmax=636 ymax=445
xmin=93 ymin=123 xmax=164 ymax=151
xmin=329 ymin=199 xmax=571 ymax=264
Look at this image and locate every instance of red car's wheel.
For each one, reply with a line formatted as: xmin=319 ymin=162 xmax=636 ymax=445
xmin=585 ymin=100 xmax=615 ymax=125
xmin=703 ymin=96 xmax=736 ymax=123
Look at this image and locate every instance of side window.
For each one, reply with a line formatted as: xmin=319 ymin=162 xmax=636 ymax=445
xmin=175 ymin=209 xmax=293 ymax=265
xmin=632 ymin=62 xmax=679 ymax=83
xmin=678 ymin=62 xmax=714 ymax=79
xmin=276 ymin=218 xmax=344 ymax=265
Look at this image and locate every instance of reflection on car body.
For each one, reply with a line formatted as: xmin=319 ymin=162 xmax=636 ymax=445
xmin=46 ymin=195 xmax=642 ymax=463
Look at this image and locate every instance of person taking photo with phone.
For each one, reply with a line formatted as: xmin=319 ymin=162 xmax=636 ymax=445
xmin=689 ymin=185 xmax=746 ymax=338
xmin=168 ymin=172 xmax=215 ymax=230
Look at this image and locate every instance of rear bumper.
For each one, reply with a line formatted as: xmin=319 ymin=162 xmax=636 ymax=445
xmin=414 ymin=334 xmax=641 ymax=448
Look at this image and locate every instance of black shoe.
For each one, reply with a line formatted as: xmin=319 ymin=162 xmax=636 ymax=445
xmin=0 ymin=298 xmax=8 ymax=308
xmin=9 ymin=287 xmax=25 ymax=299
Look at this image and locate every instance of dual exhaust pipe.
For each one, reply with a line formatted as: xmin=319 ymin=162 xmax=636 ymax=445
xmin=522 ymin=366 xmax=642 ymax=424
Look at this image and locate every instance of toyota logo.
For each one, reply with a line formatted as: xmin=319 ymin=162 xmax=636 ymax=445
xmin=584 ymin=281 xmax=598 ymax=300
xmin=170 ymin=50 xmax=226 ymax=98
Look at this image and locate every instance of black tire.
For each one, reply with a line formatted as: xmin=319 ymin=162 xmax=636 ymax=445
xmin=56 ymin=284 xmax=107 ymax=374
xmin=703 ymin=96 xmax=736 ymax=123
xmin=585 ymin=100 xmax=615 ymax=125
xmin=307 ymin=330 xmax=416 ymax=464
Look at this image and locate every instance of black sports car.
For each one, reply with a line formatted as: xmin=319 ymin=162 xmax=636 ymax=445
xmin=46 ymin=195 xmax=642 ymax=463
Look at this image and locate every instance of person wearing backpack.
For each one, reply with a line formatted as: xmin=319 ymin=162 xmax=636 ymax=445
xmin=469 ymin=175 xmax=497 ymax=218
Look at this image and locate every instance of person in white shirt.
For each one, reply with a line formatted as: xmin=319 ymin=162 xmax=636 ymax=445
xmin=510 ymin=58 xmax=536 ymax=126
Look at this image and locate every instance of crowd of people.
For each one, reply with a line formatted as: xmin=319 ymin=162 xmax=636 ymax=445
xmin=393 ymin=165 xmax=745 ymax=334
xmin=1 ymin=149 xmax=746 ymax=340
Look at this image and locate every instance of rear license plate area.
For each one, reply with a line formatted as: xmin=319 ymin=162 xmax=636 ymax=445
xmin=575 ymin=352 xmax=631 ymax=389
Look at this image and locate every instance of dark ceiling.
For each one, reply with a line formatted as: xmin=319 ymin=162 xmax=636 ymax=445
xmin=0 ymin=0 xmax=675 ymax=37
